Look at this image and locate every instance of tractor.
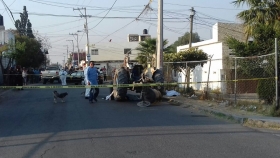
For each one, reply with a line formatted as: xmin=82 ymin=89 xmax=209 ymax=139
xmin=109 ymin=54 xmax=165 ymax=106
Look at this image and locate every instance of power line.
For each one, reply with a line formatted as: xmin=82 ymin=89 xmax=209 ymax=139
xmin=95 ymin=20 xmax=136 ymax=44
xmin=94 ymin=2 xmax=155 ymax=45
xmin=152 ymin=1 xmax=244 ymax=11
xmin=1 ymin=0 xmax=16 ymax=24
xmin=34 ymin=19 xmax=82 ymax=29
xmin=1 ymin=0 xmax=16 ymax=14
xmin=196 ymin=11 xmax=235 ymax=23
xmin=12 ymin=12 xmax=189 ymax=20
xmin=28 ymin=0 xmax=73 ymax=9
xmin=28 ymin=0 xmax=144 ymax=10
xmin=89 ymin=0 xmax=118 ymax=30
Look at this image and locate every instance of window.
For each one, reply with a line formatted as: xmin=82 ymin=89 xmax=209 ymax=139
xmin=46 ymin=67 xmax=58 ymax=70
xmin=71 ymin=72 xmax=77 ymax=76
xmin=91 ymin=49 xmax=98 ymax=55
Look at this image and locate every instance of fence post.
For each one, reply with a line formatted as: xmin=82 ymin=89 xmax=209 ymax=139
xmin=234 ymin=58 xmax=237 ymax=105
xmin=275 ymin=38 xmax=279 ymax=108
xmin=184 ymin=62 xmax=187 ymax=92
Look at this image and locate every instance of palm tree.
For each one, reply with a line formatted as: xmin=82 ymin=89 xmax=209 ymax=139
xmin=135 ymin=38 xmax=168 ymax=68
xmin=233 ymin=0 xmax=280 ymax=38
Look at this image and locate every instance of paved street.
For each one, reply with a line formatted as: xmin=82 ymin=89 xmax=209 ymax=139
xmin=0 ymin=83 xmax=280 ymax=158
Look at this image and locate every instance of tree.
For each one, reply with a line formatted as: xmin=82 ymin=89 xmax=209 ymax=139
xmin=233 ymin=0 xmax=280 ymax=38
xmin=135 ymin=38 xmax=168 ymax=68
xmin=164 ymin=48 xmax=208 ymax=89
xmin=14 ymin=35 xmax=45 ymax=68
xmin=15 ymin=6 xmax=35 ymax=38
xmin=168 ymin=32 xmax=201 ymax=53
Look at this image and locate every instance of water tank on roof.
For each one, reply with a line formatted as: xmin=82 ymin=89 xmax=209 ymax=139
xmin=0 ymin=15 xmax=3 ymax=26
xmin=143 ymin=29 xmax=148 ymax=35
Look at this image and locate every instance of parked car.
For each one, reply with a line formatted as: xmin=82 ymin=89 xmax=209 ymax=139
xmin=66 ymin=70 xmax=84 ymax=85
xmin=41 ymin=66 xmax=60 ymax=84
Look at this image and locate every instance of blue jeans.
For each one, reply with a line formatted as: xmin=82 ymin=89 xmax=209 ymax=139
xmin=89 ymin=88 xmax=99 ymax=102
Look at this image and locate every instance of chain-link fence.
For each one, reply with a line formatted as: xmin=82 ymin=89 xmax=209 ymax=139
xmin=163 ymin=52 xmax=277 ymax=106
xmin=232 ymin=53 xmax=275 ymax=104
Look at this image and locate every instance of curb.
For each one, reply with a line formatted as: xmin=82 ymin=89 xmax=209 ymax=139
xmin=163 ymin=97 xmax=280 ymax=130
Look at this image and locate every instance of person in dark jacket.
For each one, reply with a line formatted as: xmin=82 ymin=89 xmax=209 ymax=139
xmin=9 ymin=67 xmax=16 ymax=86
xmin=16 ymin=66 xmax=23 ymax=90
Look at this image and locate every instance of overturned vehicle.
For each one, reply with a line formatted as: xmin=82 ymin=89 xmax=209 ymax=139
xmin=109 ymin=57 xmax=165 ymax=106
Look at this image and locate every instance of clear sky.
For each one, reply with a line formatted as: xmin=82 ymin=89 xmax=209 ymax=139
xmin=0 ymin=0 xmax=247 ymax=65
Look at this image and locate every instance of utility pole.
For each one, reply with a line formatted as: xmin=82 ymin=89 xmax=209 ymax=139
xmin=74 ymin=7 xmax=90 ymax=64
xmin=66 ymin=40 xmax=74 ymax=66
xmin=156 ymin=0 xmax=163 ymax=70
xmin=63 ymin=45 xmax=68 ymax=67
xmin=275 ymin=38 xmax=279 ymax=109
xmin=189 ymin=7 xmax=195 ymax=48
xmin=69 ymin=33 xmax=79 ymax=67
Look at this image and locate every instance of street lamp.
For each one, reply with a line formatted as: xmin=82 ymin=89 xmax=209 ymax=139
xmin=77 ymin=29 xmax=90 ymax=64
xmin=69 ymin=33 xmax=80 ymax=67
xmin=66 ymin=40 xmax=74 ymax=66
xmin=63 ymin=45 xmax=69 ymax=67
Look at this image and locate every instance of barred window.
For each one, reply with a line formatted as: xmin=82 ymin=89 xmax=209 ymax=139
xmin=91 ymin=49 xmax=98 ymax=55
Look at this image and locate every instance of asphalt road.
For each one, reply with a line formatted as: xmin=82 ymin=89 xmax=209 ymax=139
xmin=0 ymin=82 xmax=280 ymax=158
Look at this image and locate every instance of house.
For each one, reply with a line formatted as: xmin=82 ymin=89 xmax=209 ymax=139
xmin=176 ymin=22 xmax=245 ymax=93
xmin=84 ymin=42 xmax=140 ymax=77
xmin=0 ymin=15 xmax=16 ymax=85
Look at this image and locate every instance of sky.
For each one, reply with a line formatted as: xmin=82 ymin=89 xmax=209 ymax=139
xmin=0 ymin=0 xmax=247 ymax=65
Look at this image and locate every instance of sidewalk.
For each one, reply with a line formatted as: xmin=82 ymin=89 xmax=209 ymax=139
xmin=164 ymin=95 xmax=280 ymax=130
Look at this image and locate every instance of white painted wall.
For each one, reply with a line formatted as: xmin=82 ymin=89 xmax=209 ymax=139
xmin=177 ymin=42 xmax=224 ymax=92
xmin=85 ymin=42 xmax=140 ymax=62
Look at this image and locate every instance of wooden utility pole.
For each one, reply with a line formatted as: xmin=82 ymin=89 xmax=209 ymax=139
xmin=189 ymin=7 xmax=195 ymax=48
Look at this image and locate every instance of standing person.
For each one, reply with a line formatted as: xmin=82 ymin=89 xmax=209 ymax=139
xmin=87 ymin=61 xmax=99 ymax=103
xmin=22 ymin=67 xmax=27 ymax=86
xmin=16 ymin=66 xmax=23 ymax=90
xmin=9 ymin=67 xmax=16 ymax=86
xmin=59 ymin=68 xmax=68 ymax=86
xmin=83 ymin=63 xmax=90 ymax=99
xmin=102 ymin=66 xmax=107 ymax=81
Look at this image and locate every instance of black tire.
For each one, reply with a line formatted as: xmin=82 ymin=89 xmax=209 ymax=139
xmin=50 ymin=79 xmax=54 ymax=83
xmin=152 ymin=69 xmax=165 ymax=95
xmin=114 ymin=67 xmax=129 ymax=101
xmin=43 ymin=79 xmax=47 ymax=84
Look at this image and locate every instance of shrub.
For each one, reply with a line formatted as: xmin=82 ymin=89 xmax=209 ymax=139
xmin=257 ymin=79 xmax=275 ymax=104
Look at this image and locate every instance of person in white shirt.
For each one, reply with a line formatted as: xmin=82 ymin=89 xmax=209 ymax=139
xmin=59 ymin=68 xmax=67 ymax=86
xmin=22 ymin=67 xmax=27 ymax=85
xmin=83 ymin=63 xmax=90 ymax=99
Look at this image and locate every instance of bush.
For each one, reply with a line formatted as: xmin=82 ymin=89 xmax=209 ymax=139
xmin=185 ymin=86 xmax=195 ymax=96
xmin=257 ymin=79 xmax=275 ymax=104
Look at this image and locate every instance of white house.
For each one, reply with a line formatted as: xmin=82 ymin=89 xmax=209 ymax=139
xmin=83 ymin=41 xmax=141 ymax=77
xmin=0 ymin=15 xmax=16 ymax=85
xmin=176 ymin=22 xmax=245 ymax=93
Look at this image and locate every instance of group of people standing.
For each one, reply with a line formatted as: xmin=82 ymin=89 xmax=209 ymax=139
xmin=4 ymin=66 xmax=41 ymax=87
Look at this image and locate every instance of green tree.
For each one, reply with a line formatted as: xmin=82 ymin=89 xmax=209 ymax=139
xmin=233 ymin=0 xmax=280 ymax=38
xmin=164 ymin=48 xmax=208 ymax=88
xmin=168 ymin=32 xmax=201 ymax=53
xmin=225 ymin=5 xmax=280 ymax=105
xmin=15 ymin=6 xmax=35 ymax=38
xmin=135 ymin=38 xmax=168 ymax=68
xmin=14 ymin=35 xmax=44 ymax=68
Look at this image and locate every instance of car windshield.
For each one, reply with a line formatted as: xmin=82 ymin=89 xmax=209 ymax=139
xmin=71 ymin=72 xmax=77 ymax=76
xmin=46 ymin=67 xmax=58 ymax=70
xmin=77 ymin=71 xmax=83 ymax=76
